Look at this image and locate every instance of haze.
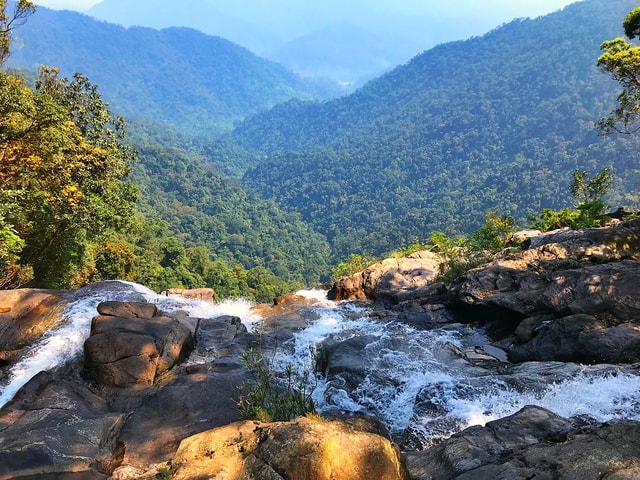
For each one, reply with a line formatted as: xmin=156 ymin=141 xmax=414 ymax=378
xmin=34 ymin=0 xmax=581 ymax=82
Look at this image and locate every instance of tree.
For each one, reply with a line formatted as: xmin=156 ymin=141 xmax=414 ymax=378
xmin=0 ymin=0 xmax=35 ymax=65
xmin=598 ymin=6 xmax=640 ymax=134
xmin=0 ymin=67 xmax=138 ymax=288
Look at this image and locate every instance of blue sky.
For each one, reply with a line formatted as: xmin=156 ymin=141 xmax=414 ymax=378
xmin=36 ymin=0 xmax=579 ymax=20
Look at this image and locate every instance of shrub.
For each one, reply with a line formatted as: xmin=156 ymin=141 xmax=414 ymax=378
xmin=236 ymin=345 xmax=316 ymax=422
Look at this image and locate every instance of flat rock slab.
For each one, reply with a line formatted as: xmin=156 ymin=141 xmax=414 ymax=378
xmin=0 ymin=372 xmax=125 ymax=479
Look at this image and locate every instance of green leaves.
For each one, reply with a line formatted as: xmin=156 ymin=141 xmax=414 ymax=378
xmin=598 ymin=8 xmax=640 ymax=134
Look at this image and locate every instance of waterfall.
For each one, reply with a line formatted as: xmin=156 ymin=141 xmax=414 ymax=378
xmin=0 ymin=281 xmax=260 ymax=409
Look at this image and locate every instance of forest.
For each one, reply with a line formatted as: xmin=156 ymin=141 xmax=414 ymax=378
xmin=2 ymin=0 xmax=640 ymax=300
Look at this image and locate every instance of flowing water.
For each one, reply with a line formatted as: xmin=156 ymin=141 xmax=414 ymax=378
xmin=1 ymin=281 xmax=639 ymax=450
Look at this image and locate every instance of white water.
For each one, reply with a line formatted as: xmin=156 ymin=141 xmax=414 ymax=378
xmin=0 ymin=281 xmax=261 ymax=409
xmin=271 ymin=299 xmax=640 ymax=447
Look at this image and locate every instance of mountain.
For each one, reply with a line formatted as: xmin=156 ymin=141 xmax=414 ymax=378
xmin=231 ymin=0 xmax=640 ymax=258
xmin=84 ymin=0 xmax=572 ymax=84
xmin=7 ymin=6 xmax=332 ymax=136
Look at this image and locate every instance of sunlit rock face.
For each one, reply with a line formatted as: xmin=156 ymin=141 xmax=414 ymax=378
xmin=169 ymin=416 xmax=409 ymax=480
xmin=0 ymin=289 xmax=70 ymax=366
xmin=328 ymin=251 xmax=442 ymax=302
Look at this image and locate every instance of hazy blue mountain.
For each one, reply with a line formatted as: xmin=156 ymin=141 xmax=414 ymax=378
xmin=84 ymin=0 xmax=572 ymax=83
xmin=7 ymin=6 xmax=332 ymax=136
xmin=231 ymin=0 xmax=640 ymax=258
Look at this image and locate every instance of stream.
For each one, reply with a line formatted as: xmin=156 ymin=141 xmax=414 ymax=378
xmin=1 ymin=281 xmax=639 ymax=449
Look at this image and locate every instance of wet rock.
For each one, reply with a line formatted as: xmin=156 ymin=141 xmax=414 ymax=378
xmin=328 ymin=251 xmax=442 ymax=302
xmin=96 ymin=301 xmax=158 ymax=319
xmin=84 ymin=302 xmax=194 ymax=389
xmin=170 ymin=416 xmax=409 ymax=480
xmin=0 ymin=289 xmax=70 ymax=365
xmin=0 ymin=372 xmax=126 ymax=479
xmin=404 ymin=405 xmax=640 ymax=480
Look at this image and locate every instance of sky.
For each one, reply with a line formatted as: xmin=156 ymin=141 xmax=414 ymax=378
xmin=35 ymin=0 xmax=579 ymax=19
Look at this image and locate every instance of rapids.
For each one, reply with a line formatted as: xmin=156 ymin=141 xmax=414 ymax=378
xmin=1 ymin=281 xmax=639 ymax=449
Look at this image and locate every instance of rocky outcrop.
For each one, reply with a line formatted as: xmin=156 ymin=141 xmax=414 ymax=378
xmin=0 ymin=289 xmax=70 ymax=365
xmin=328 ymin=251 xmax=442 ymax=302
xmin=84 ymin=301 xmax=194 ymax=389
xmin=115 ymin=315 xmax=253 ymax=468
xmin=167 ymin=416 xmax=409 ymax=480
xmin=405 ymin=405 xmax=640 ymax=480
xmin=447 ymin=218 xmax=640 ymax=363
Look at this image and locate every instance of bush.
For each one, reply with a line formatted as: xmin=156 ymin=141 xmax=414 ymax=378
xmin=236 ymin=345 xmax=316 ymax=422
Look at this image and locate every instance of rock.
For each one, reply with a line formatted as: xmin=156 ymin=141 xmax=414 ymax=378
xmin=252 ymin=293 xmax=323 ymax=332
xmin=0 ymin=372 xmax=126 ymax=479
xmin=510 ymin=314 xmax=640 ymax=363
xmin=404 ymin=406 xmax=640 ymax=480
xmin=115 ymin=364 xmax=250 ymax=468
xmin=84 ymin=302 xmax=194 ymax=389
xmin=160 ymin=287 xmax=216 ymax=303
xmin=446 ymin=218 xmax=640 ymax=362
xmin=96 ymin=301 xmax=158 ymax=319
xmin=170 ymin=416 xmax=409 ymax=480
xmin=113 ymin=315 xmax=253 ymax=469
xmin=328 ymin=251 xmax=442 ymax=302
xmin=0 ymin=289 xmax=70 ymax=364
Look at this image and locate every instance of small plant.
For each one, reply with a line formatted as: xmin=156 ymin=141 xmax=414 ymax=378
xmin=236 ymin=345 xmax=316 ymax=422
xmin=156 ymin=464 xmax=173 ymax=479
xmin=430 ymin=210 xmax=517 ymax=283
xmin=331 ymin=253 xmax=377 ymax=280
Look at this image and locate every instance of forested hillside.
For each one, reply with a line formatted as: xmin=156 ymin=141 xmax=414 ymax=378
xmin=233 ymin=0 xmax=640 ymax=258
xmin=129 ymin=133 xmax=331 ymax=286
xmin=6 ymin=6 xmax=334 ymax=136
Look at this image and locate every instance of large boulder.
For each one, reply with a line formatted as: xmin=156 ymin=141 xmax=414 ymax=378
xmin=0 ymin=289 xmax=70 ymax=365
xmin=169 ymin=416 xmax=409 ymax=480
xmin=405 ymin=406 xmax=640 ymax=480
xmin=84 ymin=301 xmax=194 ymax=389
xmin=0 ymin=371 xmax=126 ymax=479
xmin=328 ymin=251 xmax=442 ymax=302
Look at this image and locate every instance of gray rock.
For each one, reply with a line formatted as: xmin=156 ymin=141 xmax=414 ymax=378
xmin=0 ymin=372 xmax=125 ymax=479
xmin=405 ymin=405 xmax=640 ymax=480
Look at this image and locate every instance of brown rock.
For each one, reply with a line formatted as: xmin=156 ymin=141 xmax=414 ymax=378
xmin=328 ymin=251 xmax=442 ymax=302
xmin=84 ymin=304 xmax=194 ymax=389
xmin=0 ymin=289 xmax=69 ymax=362
xmin=170 ymin=416 xmax=409 ymax=480
xmin=97 ymin=301 xmax=158 ymax=319
xmin=160 ymin=287 xmax=216 ymax=303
